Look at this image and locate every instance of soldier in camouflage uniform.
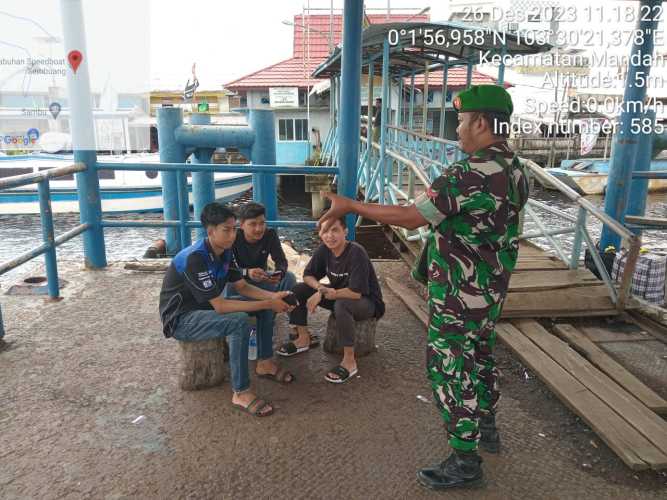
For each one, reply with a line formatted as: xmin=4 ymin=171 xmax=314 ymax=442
xmin=320 ymin=85 xmax=529 ymax=489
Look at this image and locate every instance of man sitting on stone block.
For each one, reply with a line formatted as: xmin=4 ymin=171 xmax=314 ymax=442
xmin=278 ymin=215 xmax=385 ymax=384
xmin=159 ymin=202 xmax=295 ymax=417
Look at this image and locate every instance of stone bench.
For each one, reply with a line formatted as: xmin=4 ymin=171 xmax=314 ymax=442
xmin=322 ymin=315 xmax=377 ymax=357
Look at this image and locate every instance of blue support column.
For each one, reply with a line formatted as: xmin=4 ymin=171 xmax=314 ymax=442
xmin=378 ymin=38 xmax=390 ymax=205
xmin=38 ymin=181 xmax=59 ymax=298
xmin=337 ymin=0 xmax=364 ymax=239
xmin=190 ymin=113 xmax=215 ymax=240
xmin=157 ymin=107 xmax=187 ymax=254
xmin=249 ymin=109 xmax=277 ymax=221
xmin=600 ymin=0 xmax=660 ymax=250
xmin=627 ymin=109 xmax=656 ymax=236
xmin=60 ymin=0 xmax=106 ymax=269
xmin=74 ymin=150 xmax=106 ymax=267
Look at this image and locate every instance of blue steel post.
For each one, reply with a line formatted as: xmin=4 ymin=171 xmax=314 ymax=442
xmin=626 ymin=109 xmax=656 ymax=236
xmin=439 ymin=57 xmax=449 ymax=139
xmin=600 ymin=0 xmax=660 ymax=250
xmin=60 ymin=0 xmax=106 ymax=268
xmin=38 ymin=181 xmax=60 ymax=298
xmin=190 ymin=113 xmax=215 ymax=240
xmin=337 ymin=0 xmax=364 ymax=239
xmin=249 ymin=109 xmax=277 ymax=221
xmin=176 ymin=170 xmax=191 ymax=249
xmin=378 ymin=38 xmax=390 ymax=204
xmin=157 ymin=107 xmax=186 ymax=254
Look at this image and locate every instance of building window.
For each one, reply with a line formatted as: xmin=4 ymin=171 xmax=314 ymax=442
xmin=278 ymin=118 xmax=308 ymax=141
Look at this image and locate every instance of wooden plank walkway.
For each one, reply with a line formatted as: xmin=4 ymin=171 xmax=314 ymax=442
xmin=384 ymin=276 xmax=667 ymax=471
xmin=384 ymin=226 xmax=620 ymax=318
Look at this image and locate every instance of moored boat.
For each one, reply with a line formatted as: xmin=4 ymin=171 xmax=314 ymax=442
xmin=0 ymin=153 xmax=252 ymax=214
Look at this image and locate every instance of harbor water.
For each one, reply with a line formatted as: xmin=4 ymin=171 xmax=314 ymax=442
xmin=0 ymin=181 xmax=665 ymax=288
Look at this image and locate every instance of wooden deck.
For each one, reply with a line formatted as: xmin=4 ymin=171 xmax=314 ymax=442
xmin=384 ymin=226 xmax=620 ymax=319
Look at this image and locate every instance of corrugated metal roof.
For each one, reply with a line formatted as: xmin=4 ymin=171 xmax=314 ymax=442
xmin=409 ymin=67 xmax=499 ymax=88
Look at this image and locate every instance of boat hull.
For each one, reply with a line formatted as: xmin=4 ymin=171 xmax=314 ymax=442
xmin=542 ymin=170 xmax=667 ymax=195
xmin=0 ymin=177 xmax=252 ymax=215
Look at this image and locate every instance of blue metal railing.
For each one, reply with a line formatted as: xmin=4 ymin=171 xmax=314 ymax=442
xmin=0 ymin=162 xmax=91 ymax=339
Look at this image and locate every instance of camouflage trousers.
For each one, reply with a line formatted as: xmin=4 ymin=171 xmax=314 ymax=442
xmin=426 ymin=315 xmax=500 ymax=452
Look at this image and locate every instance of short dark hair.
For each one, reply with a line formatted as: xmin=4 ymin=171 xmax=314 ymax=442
xmin=472 ymin=111 xmax=511 ymax=139
xmin=238 ymin=201 xmax=266 ymax=221
xmin=200 ymin=202 xmax=236 ymax=228
xmin=320 ymin=210 xmax=346 ymax=230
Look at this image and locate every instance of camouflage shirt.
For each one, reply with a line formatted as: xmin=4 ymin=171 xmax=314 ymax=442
xmin=414 ymin=142 xmax=530 ymax=329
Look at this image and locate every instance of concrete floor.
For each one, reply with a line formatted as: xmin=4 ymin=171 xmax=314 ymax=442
xmin=1 ymin=260 xmax=666 ymax=499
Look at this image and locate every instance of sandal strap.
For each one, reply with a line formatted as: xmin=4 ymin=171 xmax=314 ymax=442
xmin=279 ymin=342 xmax=296 ymax=354
xmin=330 ymin=365 xmax=349 ymax=380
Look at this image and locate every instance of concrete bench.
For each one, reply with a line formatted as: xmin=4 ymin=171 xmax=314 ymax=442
xmin=323 ymin=315 xmax=377 ymax=357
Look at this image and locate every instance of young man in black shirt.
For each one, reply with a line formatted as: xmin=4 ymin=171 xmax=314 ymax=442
xmin=278 ymin=216 xmax=385 ymax=384
xmin=226 ymin=202 xmax=300 ymax=375
xmin=159 ymin=203 xmax=295 ymax=417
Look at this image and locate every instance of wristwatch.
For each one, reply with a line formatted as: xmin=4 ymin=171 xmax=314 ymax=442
xmin=242 ymin=268 xmax=249 ymax=278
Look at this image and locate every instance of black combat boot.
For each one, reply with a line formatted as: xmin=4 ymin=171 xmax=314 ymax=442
xmin=479 ymin=413 xmax=501 ymax=453
xmin=417 ymin=450 xmax=483 ymax=490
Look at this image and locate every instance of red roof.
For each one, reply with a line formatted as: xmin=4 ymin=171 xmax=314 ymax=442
xmin=225 ymin=13 xmax=429 ymax=91
xmin=225 ymin=57 xmax=322 ymax=90
xmin=292 ymin=14 xmax=429 ymax=60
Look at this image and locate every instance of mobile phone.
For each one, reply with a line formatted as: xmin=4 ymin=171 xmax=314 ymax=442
xmin=266 ymin=270 xmax=283 ymax=278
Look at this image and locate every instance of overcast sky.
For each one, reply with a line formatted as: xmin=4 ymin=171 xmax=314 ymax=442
xmin=149 ymin=0 xmax=451 ymax=89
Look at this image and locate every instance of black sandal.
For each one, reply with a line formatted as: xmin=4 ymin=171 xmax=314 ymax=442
xmin=288 ymin=332 xmax=320 ymax=348
xmin=325 ymin=365 xmax=358 ymax=384
xmin=276 ymin=341 xmax=310 ymax=357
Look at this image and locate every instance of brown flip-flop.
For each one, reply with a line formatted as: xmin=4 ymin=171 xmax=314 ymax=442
xmin=232 ymin=397 xmax=274 ymax=417
xmin=257 ymin=367 xmax=295 ymax=385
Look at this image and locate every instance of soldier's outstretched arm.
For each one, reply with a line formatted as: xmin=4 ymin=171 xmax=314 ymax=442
xmin=319 ymin=192 xmax=428 ymax=230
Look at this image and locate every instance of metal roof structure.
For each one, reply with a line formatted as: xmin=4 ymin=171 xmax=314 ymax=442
xmin=225 ymin=13 xmax=429 ymax=91
xmin=313 ymin=21 xmax=553 ymax=78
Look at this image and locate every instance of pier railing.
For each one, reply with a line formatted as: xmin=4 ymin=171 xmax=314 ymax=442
xmin=361 ymin=126 xmax=641 ymax=311
xmin=0 ymin=162 xmax=92 ymax=341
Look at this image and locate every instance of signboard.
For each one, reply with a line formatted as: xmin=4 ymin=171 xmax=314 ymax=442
xmin=269 ymin=87 xmax=299 ymax=108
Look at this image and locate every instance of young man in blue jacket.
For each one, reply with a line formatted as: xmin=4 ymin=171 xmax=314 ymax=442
xmin=159 ymin=202 xmax=294 ymax=417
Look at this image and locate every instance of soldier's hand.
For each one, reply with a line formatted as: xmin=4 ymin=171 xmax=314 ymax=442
xmin=318 ymin=192 xmax=353 ymax=229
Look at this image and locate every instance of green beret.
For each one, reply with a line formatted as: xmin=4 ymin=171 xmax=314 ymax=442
xmin=453 ymin=85 xmax=513 ymax=116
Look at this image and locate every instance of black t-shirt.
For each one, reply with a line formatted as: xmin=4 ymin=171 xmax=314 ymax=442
xmin=304 ymin=241 xmax=385 ymax=318
xmin=232 ymin=228 xmax=288 ymax=274
xmin=159 ymin=238 xmax=242 ymax=337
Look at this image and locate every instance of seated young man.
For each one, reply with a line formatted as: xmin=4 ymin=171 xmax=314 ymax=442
xmin=159 ymin=202 xmax=294 ymax=417
xmin=225 ymin=201 xmax=308 ymax=370
xmin=278 ymin=216 xmax=385 ymax=384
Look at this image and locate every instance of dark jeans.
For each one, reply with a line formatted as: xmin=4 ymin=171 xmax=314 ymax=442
xmin=288 ymin=282 xmax=375 ymax=348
